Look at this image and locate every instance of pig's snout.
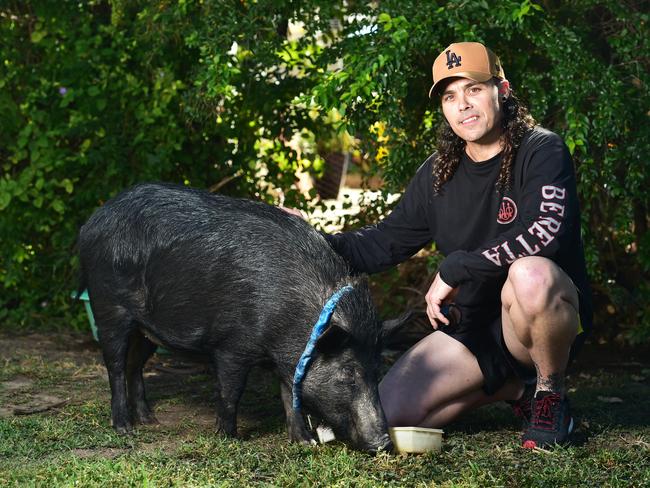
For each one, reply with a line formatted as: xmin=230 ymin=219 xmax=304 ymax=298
xmin=363 ymin=433 xmax=394 ymax=454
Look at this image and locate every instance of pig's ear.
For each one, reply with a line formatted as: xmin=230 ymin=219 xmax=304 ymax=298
xmin=380 ymin=310 xmax=414 ymax=340
xmin=315 ymin=322 xmax=349 ymax=354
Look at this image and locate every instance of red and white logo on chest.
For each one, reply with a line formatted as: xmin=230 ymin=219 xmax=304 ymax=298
xmin=497 ymin=197 xmax=517 ymax=224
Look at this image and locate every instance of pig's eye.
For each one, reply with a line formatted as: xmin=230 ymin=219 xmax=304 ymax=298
xmin=338 ymin=366 xmax=356 ymax=383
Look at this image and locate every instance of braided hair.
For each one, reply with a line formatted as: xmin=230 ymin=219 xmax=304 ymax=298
xmin=431 ymin=82 xmax=536 ymax=195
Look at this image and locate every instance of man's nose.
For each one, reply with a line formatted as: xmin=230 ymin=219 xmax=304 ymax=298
xmin=458 ymin=94 xmax=472 ymax=111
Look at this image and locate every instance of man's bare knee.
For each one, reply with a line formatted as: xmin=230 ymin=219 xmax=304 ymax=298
xmin=505 ymin=257 xmax=577 ymax=318
xmin=507 ymin=257 xmax=554 ymax=314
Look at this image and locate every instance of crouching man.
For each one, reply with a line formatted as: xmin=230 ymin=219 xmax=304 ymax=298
xmin=321 ymin=42 xmax=592 ymax=448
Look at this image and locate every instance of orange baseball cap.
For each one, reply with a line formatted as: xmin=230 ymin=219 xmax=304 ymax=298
xmin=428 ymin=42 xmax=506 ymax=98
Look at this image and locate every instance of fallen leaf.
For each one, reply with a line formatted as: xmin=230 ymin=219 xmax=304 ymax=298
xmin=13 ymin=395 xmax=69 ymax=415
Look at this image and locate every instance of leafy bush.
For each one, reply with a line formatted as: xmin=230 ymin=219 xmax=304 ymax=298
xmin=1 ymin=1 xmax=648 ymax=342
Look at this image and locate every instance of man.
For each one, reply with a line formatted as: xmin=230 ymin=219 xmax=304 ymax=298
xmin=321 ymin=42 xmax=592 ymax=449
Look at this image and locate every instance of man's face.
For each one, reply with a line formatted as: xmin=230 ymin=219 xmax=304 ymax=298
xmin=440 ymin=78 xmax=504 ymax=145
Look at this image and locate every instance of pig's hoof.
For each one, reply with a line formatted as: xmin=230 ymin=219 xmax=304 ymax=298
xmin=135 ymin=411 xmax=159 ymax=425
xmin=114 ymin=423 xmax=134 ymax=435
xmin=294 ymin=437 xmax=317 ymax=447
xmin=288 ymin=431 xmax=317 ymax=446
xmin=215 ymin=424 xmax=237 ymax=438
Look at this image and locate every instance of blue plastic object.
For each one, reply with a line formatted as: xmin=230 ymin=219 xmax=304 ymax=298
xmin=72 ymin=290 xmax=168 ymax=353
xmin=71 ymin=290 xmax=98 ymax=341
xmin=292 ymin=285 xmax=354 ymax=411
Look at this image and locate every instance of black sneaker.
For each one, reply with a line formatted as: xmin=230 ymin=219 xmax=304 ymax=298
xmin=507 ymin=382 xmax=535 ymax=429
xmin=522 ymin=391 xmax=574 ymax=449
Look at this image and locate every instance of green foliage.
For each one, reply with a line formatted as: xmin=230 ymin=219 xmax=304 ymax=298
xmin=1 ymin=0 xmax=649 ymax=342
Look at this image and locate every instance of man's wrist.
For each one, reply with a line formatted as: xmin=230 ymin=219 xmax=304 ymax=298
xmin=438 ymin=254 xmax=463 ymax=288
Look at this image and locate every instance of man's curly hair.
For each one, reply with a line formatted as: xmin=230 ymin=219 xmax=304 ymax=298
xmin=432 ymin=81 xmax=536 ymax=195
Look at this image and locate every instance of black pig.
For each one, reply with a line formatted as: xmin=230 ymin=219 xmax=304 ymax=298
xmin=78 ymin=183 xmax=403 ymax=451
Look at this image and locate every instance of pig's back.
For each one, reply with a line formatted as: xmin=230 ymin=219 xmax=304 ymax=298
xmin=79 ymin=183 xmax=349 ymax=352
xmin=81 ymin=182 xmax=345 ymax=276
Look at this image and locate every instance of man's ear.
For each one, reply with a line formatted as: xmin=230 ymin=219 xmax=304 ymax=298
xmin=498 ymin=79 xmax=511 ymax=99
xmin=380 ymin=310 xmax=414 ymax=340
xmin=315 ymin=322 xmax=349 ymax=354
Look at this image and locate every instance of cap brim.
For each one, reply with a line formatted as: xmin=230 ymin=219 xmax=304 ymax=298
xmin=428 ymin=71 xmax=495 ymax=98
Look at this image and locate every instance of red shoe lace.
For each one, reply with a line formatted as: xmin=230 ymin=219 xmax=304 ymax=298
xmin=531 ymin=392 xmax=561 ymax=429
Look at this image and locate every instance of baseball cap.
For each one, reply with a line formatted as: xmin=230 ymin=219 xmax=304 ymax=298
xmin=428 ymin=42 xmax=505 ymax=98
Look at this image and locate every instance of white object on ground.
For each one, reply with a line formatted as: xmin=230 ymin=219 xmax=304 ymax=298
xmin=316 ymin=425 xmax=336 ymax=444
xmin=389 ymin=426 xmax=443 ymax=453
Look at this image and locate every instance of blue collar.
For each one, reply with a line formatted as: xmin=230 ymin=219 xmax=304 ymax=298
xmin=292 ymin=285 xmax=354 ymax=411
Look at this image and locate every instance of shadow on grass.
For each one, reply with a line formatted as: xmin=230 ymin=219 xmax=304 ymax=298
xmin=139 ymin=355 xmax=287 ymax=440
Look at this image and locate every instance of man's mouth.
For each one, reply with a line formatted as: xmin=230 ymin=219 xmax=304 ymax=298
xmin=460 ymin=115 xmax=479 ymax=125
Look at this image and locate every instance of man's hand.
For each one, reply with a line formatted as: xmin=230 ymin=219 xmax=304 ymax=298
xmin=424 ymin=273 xmax=457 ymax=328
xmin=279 ymin=206 xmax=306 ymax=220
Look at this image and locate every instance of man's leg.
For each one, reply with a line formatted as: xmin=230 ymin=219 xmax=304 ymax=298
xmin=379 ymin=330 xmax=523 ymax=428
xmin=501 ymin=256 xmax=579 ymax=393
xmin=500 ymin=256 xmax=579 ymax=447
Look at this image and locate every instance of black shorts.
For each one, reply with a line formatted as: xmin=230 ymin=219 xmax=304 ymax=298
xmin=442 ymin=303 xmax=588 ymax=396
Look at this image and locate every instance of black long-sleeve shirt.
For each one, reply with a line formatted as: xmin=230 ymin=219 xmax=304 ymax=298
xmin=325 ymin=126 xmax=593 ymax=332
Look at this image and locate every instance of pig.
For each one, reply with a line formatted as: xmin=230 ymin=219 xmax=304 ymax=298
xmin=77 ymin=182 xmax=404 ymax=452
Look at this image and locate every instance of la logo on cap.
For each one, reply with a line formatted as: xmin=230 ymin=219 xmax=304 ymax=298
xmin=446 ymin=50 xmax=462 ymax=69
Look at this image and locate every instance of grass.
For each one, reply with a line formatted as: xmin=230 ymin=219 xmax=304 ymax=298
xmin=1 ymin=331 xmax=649 ymax=487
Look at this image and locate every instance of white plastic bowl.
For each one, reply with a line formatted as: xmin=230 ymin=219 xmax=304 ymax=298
xmin=389 ymin=426 xmax=443 ymax=453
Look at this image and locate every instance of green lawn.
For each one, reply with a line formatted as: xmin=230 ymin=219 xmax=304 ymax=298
xmin=1 ymin=332 xmax=649 ymax=487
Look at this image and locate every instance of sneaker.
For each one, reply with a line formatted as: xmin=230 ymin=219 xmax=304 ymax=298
xmin=507 ymin=382 xmax=535 ymax=429
xmin=521 ymin=391 xmax=574 ymax=449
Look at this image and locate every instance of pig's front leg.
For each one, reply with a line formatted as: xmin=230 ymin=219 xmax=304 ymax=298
xmin=211 ymin=352 xmax=250 ymax=437
xmin=280 ymin=382 xmax=317 ymax=445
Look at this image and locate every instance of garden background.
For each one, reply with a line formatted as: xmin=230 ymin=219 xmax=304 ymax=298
xmin=1 ymin=1 xmax=649 ymax=486
xmin=1 ymin=0 xmax=649 ymax=344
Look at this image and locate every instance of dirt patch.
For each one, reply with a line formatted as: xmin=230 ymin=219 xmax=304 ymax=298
xmin=2 ymin=376 xmax=34 ymax=391
xmin=0 ymin=330 xmax=285 ymax=439
xmin=12 ymin=394 xmax=69 ymax=415
xmin=71 ymin=447 xmax=129 ymax=459
xmin=0 ymin=331 xmax=100 ymax=362
xmin=153 ymin=403 xmax=215 ymax=429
